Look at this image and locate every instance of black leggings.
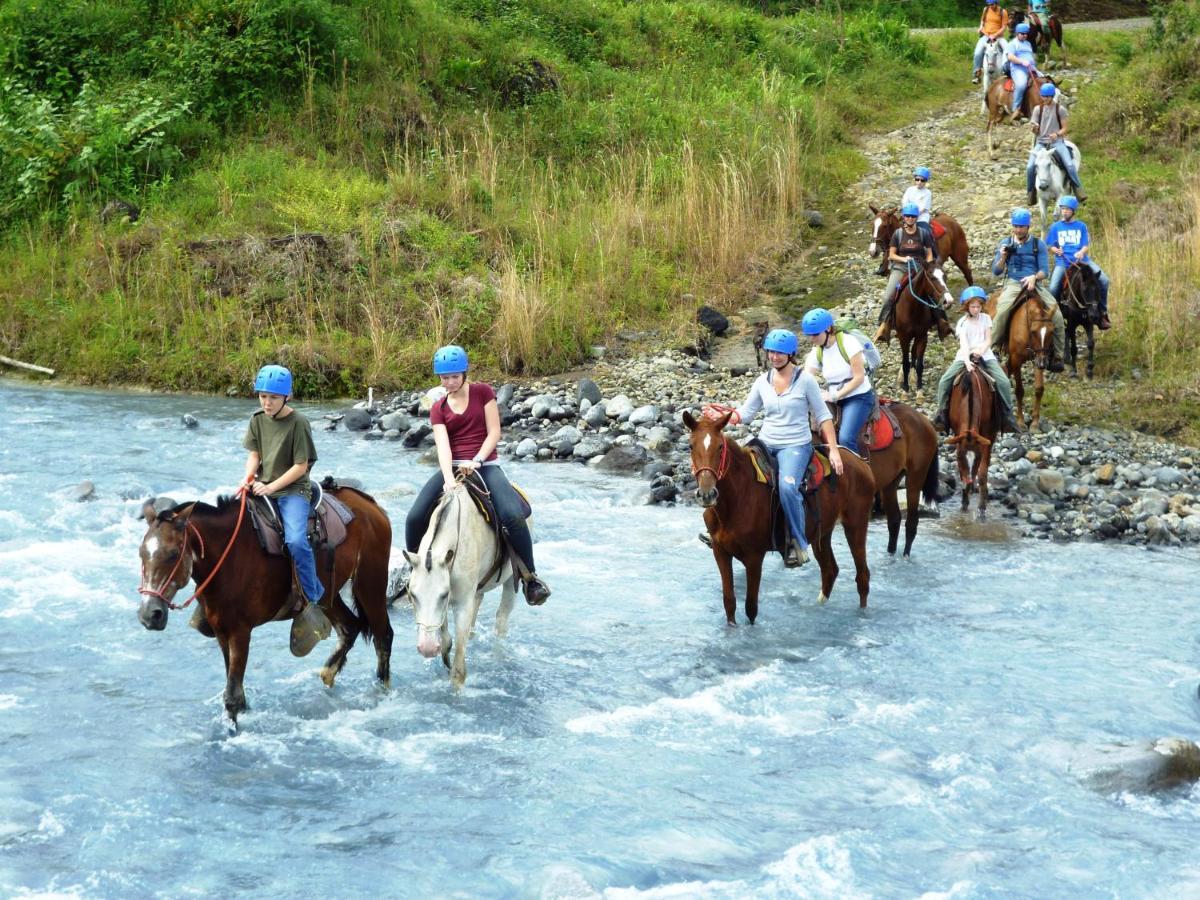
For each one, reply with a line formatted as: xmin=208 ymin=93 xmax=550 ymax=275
xmin=404 ymin=465 xmax=536 ymax=573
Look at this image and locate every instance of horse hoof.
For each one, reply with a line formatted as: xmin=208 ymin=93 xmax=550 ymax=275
xmin=816 ymin=592 xmax=828 ymax=605
xmin=320 ymin=667 xmax=337 ymax=688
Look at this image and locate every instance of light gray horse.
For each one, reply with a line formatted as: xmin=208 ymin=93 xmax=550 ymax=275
xmin=403 ymin=483 xmax=517 ymax=688
xmin=981 ymin=37 xmax=1007 ymax=115
xmin=1033 ymin=141 xmax=1081 ymax=229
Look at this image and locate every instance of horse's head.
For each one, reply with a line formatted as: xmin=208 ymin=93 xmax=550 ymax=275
xmin=683 ymin=410 xmax=731 ymax=507
xmin=1066 ymin=264 xmax=1103 ymax=322
xmin=924 ymin=262 xmax=954 ymax=308
xmin=869 ymin=206 xmax=899 ymax=274
xmin=1033 ymin=145 xmax=1057 ymax=193
xmin=137 ymin=499 xmax=197 ymax=630
xmin=1021 ymin=288 xmax=1056 ymax=369
xmin=402 ymin=490 xmax=461 ymax=658
xmin=1009 ymin=10 xmax=1025 ymax=38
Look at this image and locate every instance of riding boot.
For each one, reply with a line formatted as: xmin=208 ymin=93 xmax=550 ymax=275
xmin=523 ymin=574 xmax=552 ymax=606
xmin=933 ymin=405 xmax=950 ymax=433
xmin=874 ymin=301 xmax=894 ymax=345
xmin=1098 ymin=313 xmax=1111 ymax=330
xmin=972 ymin=68 xmax=981 ymax=84
xmin=290 ymin=602 xmax=332 ymax=658
xmin=1002 ymin=405 xmax=1024 ymax=434
xmin=1027 ymin=188 xmax=1038 ymax=207
xmin=1047 ymin=351 xmax=1066 ymax=374
xmin=698 ymin=531 xmax=713 ymax=548
xmin=935 ymin=308 xmax=952 ymax=340
xmin=784 ymin=539 xmax=808 ymax=569
xmin=189 ymin=602 xmax=215 ymax=638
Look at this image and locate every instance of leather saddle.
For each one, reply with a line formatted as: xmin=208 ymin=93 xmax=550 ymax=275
xmin=744 ymin=438 xmax=835 ymax=555
xmin=460 ymin=471 xmax=533 ymax=590
xmin=827 ymin=396 xmax=902 ymax=454
xmin=248 ymin=478 xmax=355 ymax=558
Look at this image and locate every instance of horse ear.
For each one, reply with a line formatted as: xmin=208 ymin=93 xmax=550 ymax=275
xmin=402 ymin=550 xmax=419 ymax=567
xmin=443 ymin=548 xmax=454 ymax=566
xmin=682 ymin=411 xmax=697 ymax=432
xmin=869 ymin=204 xmax=878 ymax=215
xmin=142 ymin=499 xmax=157 ymax=525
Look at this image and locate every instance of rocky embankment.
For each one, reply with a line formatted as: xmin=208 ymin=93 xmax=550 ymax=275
xmin=322 ymin=54 xmax=1199 ymax=547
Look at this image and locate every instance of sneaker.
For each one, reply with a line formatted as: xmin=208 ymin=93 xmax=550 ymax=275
xmin=189 ymin=602 xmax=214 ymax=638
xmin=290 ymin=603 xmax=332 ymax=658
xmin=523 ymin=575 xmax=552 ymax=606
xmin=1098 ymin=314 xmax=1111 ymax=330
xmin=873 ymin=322 xmax=892 ymax=346
xmin=784 ymin=541 xmax=809 ymax=569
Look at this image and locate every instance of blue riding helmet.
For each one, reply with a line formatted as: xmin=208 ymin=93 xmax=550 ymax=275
xmin=985 ymin=0 xmax=996 ymax=4
xmin=1015 ymin=22 xmax=1030 ymax=34
xmin=253 ymin=364 xmax=293 ymax=396
xmin=901 ymin=203 xmax=920 ymax=217
xmin=800 ymin=309 xmax=835 ymax=337
xmin=1011 ymin=207 xmax=1032 ymax=226
xmin=960 ymin=286 xmax=988 ymax=304
xmin=762 ymin=328 xmax=800 ymax=354
xmin=913 ymin=166 xmax=931 ymax=181
xmin=1040 ymin=83 xmax=1057 ymax=98
xmin=432 ymin=345 xmax=469 ymax=375
xmin=1058 ymin=196 xmax=1079 ymax=211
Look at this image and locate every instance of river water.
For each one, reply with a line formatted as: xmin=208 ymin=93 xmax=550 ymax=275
xmin=1 ymin=381 xmax=1197 ymax=898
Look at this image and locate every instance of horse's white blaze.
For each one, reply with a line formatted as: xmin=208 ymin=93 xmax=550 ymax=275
xmin=702 ymin=433 xmax=712 ymax=452
xmin=145 ymin=536 xmax=159 ymax=557
xmin=869 ymin=216 xmax=881 ymax=256
xmin=1039 ymin=326 xmax=1048 ymax=344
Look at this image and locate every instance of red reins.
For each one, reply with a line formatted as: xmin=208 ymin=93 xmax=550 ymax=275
xmin=138 ymin=486 xmax=248 ymax=611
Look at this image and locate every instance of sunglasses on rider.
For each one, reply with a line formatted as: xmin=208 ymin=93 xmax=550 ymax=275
xmin=914 ymin=177 xmax=927 ymax=183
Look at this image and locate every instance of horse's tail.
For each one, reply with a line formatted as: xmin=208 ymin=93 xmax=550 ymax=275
xmin=922 ymin=446 xmax=940 ymax=505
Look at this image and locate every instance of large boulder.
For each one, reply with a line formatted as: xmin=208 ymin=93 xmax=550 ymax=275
xmin=696 ymin=305 xmax=729 ymax=336
xmin=573 ymin=437 xmax=608 ymax=460
xmin=342 ymin=407 xmax=374 ymax=431
xmin=1073 ymin=738 xmax=1200 ymax=794
xmin=577 ymin=378 xmax=602 ymax=405
xmin=380 ymin=411 xmax=411 ymax=432
xmin=583 ymin=404 xmax=608 ymax=429
xmin=402 ymin=422 xmax=433 ymax=448
xmin=605 ymin=395 xmax=634 ymax=420
xmin=629 ymin=404 xmax=659 ymax=427
xmin=594 ymin=445 xmax=648 ymax=474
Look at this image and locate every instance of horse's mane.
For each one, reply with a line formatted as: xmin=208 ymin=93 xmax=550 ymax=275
xmin=419 ymin=487 xmax=463 ymax=558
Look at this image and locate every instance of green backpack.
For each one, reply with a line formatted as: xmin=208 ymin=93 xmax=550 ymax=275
xmin=816 ymin=317 xmax=881 ymax=373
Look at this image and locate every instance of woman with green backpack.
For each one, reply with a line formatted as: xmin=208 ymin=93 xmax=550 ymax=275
xmin=802 ymin=308 xmax=877 ymax=456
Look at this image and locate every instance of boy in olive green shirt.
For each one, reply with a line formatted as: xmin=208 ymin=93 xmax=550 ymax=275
xmin=243 ymin=364 xmax=331 ymax=657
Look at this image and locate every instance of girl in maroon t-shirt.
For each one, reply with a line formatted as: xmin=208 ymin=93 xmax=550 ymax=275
xmin=403 ymin=345 xmax=551 ymax=606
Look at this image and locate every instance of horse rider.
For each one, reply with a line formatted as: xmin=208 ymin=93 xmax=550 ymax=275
xmin=703 ymin=328 xmax=844 ymax=569
xmin=1026 ymin=82 xmax=1086 ymax=205
xmin=902 ymin=166 xmax=935 ymax=246
xmin=933 ymin=287 xmax=1022 ymax=434
xmin=973 ymin=0 xmax=1009 ymax=83
xmin=802 ymin=308 xmax=877 ymax=456
xmin=1046 ymin=195 xmax=1112 ymax=330
xmin=1006 ymin=22 xmax=1039 ymax=121
xmin=403 ymin=345 xmax=552 ymax=606
xmin=241 ymin=364 xmax=331 ymax=656
xmin=874 ymin=203 xmax=950 ymax=345
xmin=989 ymin=207 xmax=1066 ymax=371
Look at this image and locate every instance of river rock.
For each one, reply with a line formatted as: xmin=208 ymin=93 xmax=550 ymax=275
xmin=73 ymin=481 xmax=96 ymax=502
xmin=1094 ymin=463 xmax=1116 ymax=484
xmin=342 ymin=408 xmax=373 ymax=431
xmin=577 ymin=378 xmax=602 ymax=405
xmin=649 ymin=474 xmax=678 ymax=503
xmin=629 ymin=404 xmax=659 ymax=427
xmin=696 ymin=305 xmax=730 ymax=336
xmin=573 ymin=437 xmax=608 ymax=460
xmin=496 ymin=383 xmax=515 ymax=406
xmin=606 ymin=395 xmax=634 ymax=420
xmin=403 ymin=422 xmax=432 ymax=448
xmin=1073 ymin=738 xmax=1200 ymax=794
xmin=552 ymin=425 xmax=582 ymax=456
xmin=1180 ymin=514 xmax=1200 ymax=541
xmin=181 ymin=413 xmax=199 ymax=428
xmin=644 ymin=425 xmax=675 ymax=453
xmin=383 ymin=429 xmax=402 ymax=441
xmin=380 ymin=411 xmax=411 ymax=432
xmin=594 ymin=445 xmax=648 ymax=474
xmin=583 ymin=404 xmax=608 ymax=428
xmin=1036 ymin=470 xmax=1066 ymax=497
xmin=1154 ymin=466 xmax=1185 ymax=486
xmin=514 ymin=438 xmax=538 ymax=459
xmin=530 ymin=395 xmax=556 ymax=420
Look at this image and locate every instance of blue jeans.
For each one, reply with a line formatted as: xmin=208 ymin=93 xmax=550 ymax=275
xmin=837 ymin=391 xmax=876 ymax=455
xmin=1011 ymin=66 xmax=1030 ymax=114
xmin=278 ymin=493 xmax=324 ymax=603
xmin=1025 ymin=140 xmax=1083 ymax=195
xmin=763 ymin=442 xmax=814 ymax=551
xmin=1049 ymin=261 xmax=1110 ymax=314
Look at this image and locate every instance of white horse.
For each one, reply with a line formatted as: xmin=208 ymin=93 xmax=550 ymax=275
xmin=1033 ymin=141 xmax=1081 ymax=229
xmin=980 ymin=37 xmax=1007 ymax=115
xmin=402 ymin=483 xmax=517 ymax=688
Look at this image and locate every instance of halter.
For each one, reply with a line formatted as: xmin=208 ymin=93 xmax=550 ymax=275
xmin=692 ymin=405 xmax=735 ymax=482
xmin=138 ymin=486 xmax=248 ymax=610
xmin=904 ymin=258 xmax=942 ymax=310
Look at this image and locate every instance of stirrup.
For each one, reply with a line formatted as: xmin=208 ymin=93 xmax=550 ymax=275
xmin=523 ymin=575 xmax=552 ymax=607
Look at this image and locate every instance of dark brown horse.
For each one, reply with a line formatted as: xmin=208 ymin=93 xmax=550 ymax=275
xmin=987 ymin=287 xmax=1055 ymax=432
xmin=985 ymin=70 xmax=1053 ymax=159
xmin=868 ymin=206 xmax=975 ymax=286
xmin=857 ymin=401 xmax=940 ymax=557
xmin=945 ymin=366 xmax=999 ymax=518
xmin=137 ymin=487 xmax=394 ymax=729
xmin=683 ymin=411 xmax=875 ymax=623
xmin=893 ymin=260 xmax=954 ymax=398
xmin=1060 ymin=263 xmax=1102 ymax=380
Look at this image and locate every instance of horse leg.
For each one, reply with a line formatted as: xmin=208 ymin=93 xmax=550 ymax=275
xmin=713 ymin=545 xmax=738 ymax=625
xmin=223 ymin=628 xmax=251 ymax=727
xmin=439 ymin=621 xmax=452 ymax=671
xmin=882 ymin=481 xmax=902 ymax=555
xmin=1067 ymin=323 xmax=1079 ymax=378
xmin=958 ymin=447 xmax=972 ymax=511
xmin=1011 ymin=362 xmax=1026 ymax=427
xmin=900 ymin=338 xmax=912 ymax=396
xmin=744 ymin=553 xmax=764 ymax=625
xmin=449 ymin=591 xmax=484 ymax=688
xmin=349 ymin=553 xmax=395 ymax=688
xmin=914 ymin=333 xmax=929 ymax=395
xmin=813 ymin=517 xmax=838 ymax=605
xmin=1031 ymin=367 xmax=1044 ymax=433
xmin=1085 ymin=324 xmax=1095 ymax=381
xmin=902 ymin=470 xmax=924 ymax=557
xmin=977 ymin=444 xmax=992 ymax=519
xmin=495 ymin=577 xmax=516 ymax=639
xmin=842 ymin=515 xmax=871 ymax=609
xmin=320 ymin=615 xmax=359 ymax=689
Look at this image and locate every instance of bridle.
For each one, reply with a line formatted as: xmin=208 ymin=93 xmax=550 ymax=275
xmin=138 ymin=486 xmax=248 ymax=610
xmin=691 ymin=404 xmax=734 ymax=483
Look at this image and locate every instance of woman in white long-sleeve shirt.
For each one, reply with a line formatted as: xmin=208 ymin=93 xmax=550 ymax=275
xmin=705 ymin=328 xmax=843 ymax=568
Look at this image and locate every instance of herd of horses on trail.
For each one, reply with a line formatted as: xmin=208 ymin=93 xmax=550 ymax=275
xmin=133 ymin=9 xmax=1103 ymax=727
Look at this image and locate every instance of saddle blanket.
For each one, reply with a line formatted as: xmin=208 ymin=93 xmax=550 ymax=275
xmin=249 ymin=483 xmax=354 ymax=557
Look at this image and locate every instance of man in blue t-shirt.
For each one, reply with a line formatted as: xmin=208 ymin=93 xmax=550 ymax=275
xmin=990 ymin=207 xmax=1066 ymax=371
xmin=1045 ymin=197 xmax=1112 ymax=330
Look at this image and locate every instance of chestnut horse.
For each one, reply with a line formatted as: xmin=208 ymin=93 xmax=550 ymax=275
xmin=985 ymin=70 xmax=1053 ymax=159
xmin=683 ymin=411 xmax=875 ymax=624
xmin=857 ymin=401 xmax=940 ymax=557
xmin=868 ymin=206 xmax=975 ymax=286
xmin=1060 ymin=262 xmax=1103 ymax=380
xmin=894 ymin=259 xmax=954 ymax=397
xmin=987 ymin=287 xmax=1055 ymax=432
xmin=137 ymin=486 xmax=394 ymax=729
xmin=945 ymin=366 xmax=999 ymax=518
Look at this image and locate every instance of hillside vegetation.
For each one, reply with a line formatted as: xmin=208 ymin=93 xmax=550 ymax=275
xmin=0 ymin=0 xmax=977 ymax=394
